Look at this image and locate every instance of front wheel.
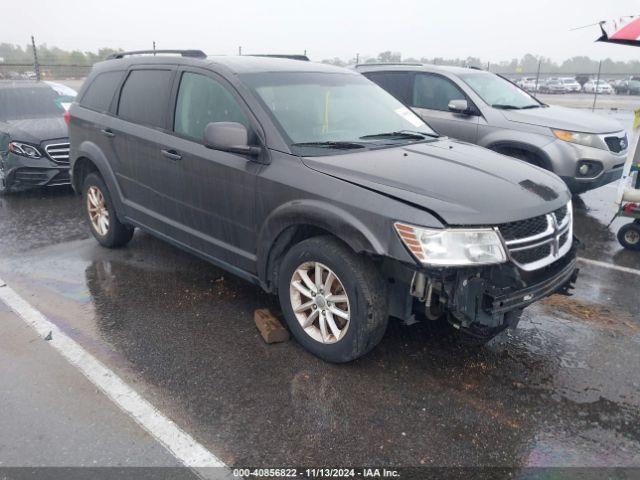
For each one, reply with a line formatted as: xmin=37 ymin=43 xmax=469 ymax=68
xmin=618 ymin=222 xmax=640 ymax=250
xmin=83 ymin=173 xmax=134 ymax=248
xmin=278 ymin=236 xmax=389 ymax=363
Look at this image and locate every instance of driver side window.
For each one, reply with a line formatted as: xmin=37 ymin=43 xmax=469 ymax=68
xmin=174 ymin=72 xmax=249 ymax=142
xmin=413 ymin=73 xmax=466 ymax=111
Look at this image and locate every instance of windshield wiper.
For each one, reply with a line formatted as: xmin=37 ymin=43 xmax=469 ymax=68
xmin=291 ymin=141 xmax=366 ymax=149
xmin=520 ymin=104 xmax=542 ymax=109
xmin=359 ymin=130 xmax=438 ymax=140
xmin=492 ymin=104 xmax=522 ymax=110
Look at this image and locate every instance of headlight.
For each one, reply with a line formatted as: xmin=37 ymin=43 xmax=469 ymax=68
xmin=395 ymin=223 xmax=507 ymax=266
xmin=8 ymin=141 xmax=42 ymax=158
xmin=552 ymin=129 xmax=607 ymax=150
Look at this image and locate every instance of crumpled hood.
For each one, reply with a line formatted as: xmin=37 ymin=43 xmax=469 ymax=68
xmin=501 ymin=105 xmax=623 ymax=133
xmin=301 ymin=139 xmax=571 ymax=225
xmin=0 ymin=116 xmax=68 ymax=144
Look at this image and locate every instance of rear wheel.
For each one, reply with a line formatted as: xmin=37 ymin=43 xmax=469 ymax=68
xmin=618 ymin=222 xmax=640 ymax=251
xmin=278 ymin=236 xmax=389 ymax=363
xmin=83 ymin=173 xmax=134 ymax=248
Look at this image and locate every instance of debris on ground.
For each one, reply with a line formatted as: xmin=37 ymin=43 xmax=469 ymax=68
xmin=541 ymin=295 xmax=638 ymax=334
xmin=254 ymin=309 xmax=290 ymax=344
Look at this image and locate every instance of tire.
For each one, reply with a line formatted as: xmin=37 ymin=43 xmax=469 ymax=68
xmin=83 ymin=173 xmax=134 ymax=248
xmin=617 ymin=222 xmax=640 ymax=251
xmin=277 ymin=236 xmax=389 ymax=363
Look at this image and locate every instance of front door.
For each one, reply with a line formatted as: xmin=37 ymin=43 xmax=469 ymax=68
xmin=411 ymin=73 xmax=480 ymax=143
xmin=164 ymin=69 xmax=262 ymax=272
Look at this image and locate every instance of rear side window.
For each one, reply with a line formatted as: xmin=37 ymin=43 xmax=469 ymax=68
xmin=117 ymin=70 xmax=173 ymax=128
xmin=174 ymin=72 xmax=248 ymax=142
xmin=364 ymin=71 xmax=413 ymax=104
xmin=80 ymin=71 xmax=123 ymax=112
xmin=413 ymin=73 xmax=466 ymax=111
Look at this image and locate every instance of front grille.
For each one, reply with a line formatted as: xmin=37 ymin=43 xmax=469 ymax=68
xmin=44 ymin=142 xmax=70 ymax=166
xmin=499 ymin=202 xmax=573 ymax=272
xmin=553 ymin=205 xmax=567 ymax=225
xmin=511 ymin=244 xmax=551 ymax=264
xmin=498 ymin=215 xmax=548 ymax=241
xmin=604 ymin=134 xmax=627 ymax=154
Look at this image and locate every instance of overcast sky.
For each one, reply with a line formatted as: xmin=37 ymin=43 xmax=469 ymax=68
xmin=5 ymin=0 xmax=640 ymax=62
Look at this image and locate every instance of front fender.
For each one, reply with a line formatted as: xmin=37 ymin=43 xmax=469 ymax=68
xmin=256 ymin=199 xmax=387 ymax=286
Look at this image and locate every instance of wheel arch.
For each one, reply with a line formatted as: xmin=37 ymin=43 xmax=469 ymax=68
xmin=257 ymin=200 xmax=386 ymax=292
xmin=486 ymin=140 xmax=553 ymax=171
xmin=72 ymin=141 xmax=126 ymax=221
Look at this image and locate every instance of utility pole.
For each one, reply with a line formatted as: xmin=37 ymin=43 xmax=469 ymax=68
xmin=238 ymin=46 xmax=242 ymax=56
xmin=31 ymin=35 xmax=40 ymax=81
xmin=534 ymin=59 xmax=542 ymax=95
xmin=153 ymin=41 xmax=156 ymax=55
xmin=592 ymin=60 xmax=602 ymax=112
xmin=356 ymin=53 xmax=360 ymax=65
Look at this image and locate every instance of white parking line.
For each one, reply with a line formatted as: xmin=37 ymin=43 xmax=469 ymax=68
xmin=578 ymin=257 xmax=640 ymax=276
xmin=0 ymin=277 xmax=228 ymax=476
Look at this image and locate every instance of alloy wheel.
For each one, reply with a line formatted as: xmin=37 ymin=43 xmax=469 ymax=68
xmin=87 ymin=185 xmax=110 ymax=236
xmin=289 ymin=261 xmax=350 ymax=344
xmin=624 ymin=229 xmax=640 ymax=245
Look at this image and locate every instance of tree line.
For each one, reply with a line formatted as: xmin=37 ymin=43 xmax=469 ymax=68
xmin=0 ymin=43 xmax=122 ymax=65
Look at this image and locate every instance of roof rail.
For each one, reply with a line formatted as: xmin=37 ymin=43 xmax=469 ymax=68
xmin=107 ymin=49 xmax=207 ymax=60
xmin=355 ymin=62 xmax=423 ymax=68
xmin=247 ymin=54 xmax=310 ymax=61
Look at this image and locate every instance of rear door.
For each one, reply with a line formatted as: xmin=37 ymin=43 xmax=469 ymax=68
xmin=110 ymin=66 xmax=179 ymax=223
xmin=411 ymin=73 xmax=480 ymax=143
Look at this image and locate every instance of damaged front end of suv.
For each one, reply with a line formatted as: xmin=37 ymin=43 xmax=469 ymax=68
xmin=391 ymin=201 xmax=578 ymax=341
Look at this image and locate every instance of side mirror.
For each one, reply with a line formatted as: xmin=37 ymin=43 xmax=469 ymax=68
xmin=448 ymin=99 xmax=471 ymax=115
xmin=204 ymin=122 xmax=261 ymax=157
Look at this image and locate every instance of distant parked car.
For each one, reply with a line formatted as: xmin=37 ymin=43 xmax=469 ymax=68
xmin=518 ymin=77 xmax=538 ymax=92
xmin=0 ymin=81 xmax=76 ymax=194
xmin=583 ymin=79 xmax=614 ymax=94
xmin=614 ymin=79 xmax=640 ymax=95
xmin=541 ymin=78 xmax=568 ymax=94
xmin=359 ymin=63 xmax=628 ymax=194
xmin=558 ymin=77 xmax=581 ymax=93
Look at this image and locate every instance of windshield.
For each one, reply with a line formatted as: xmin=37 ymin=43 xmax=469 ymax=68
xmin=241 ymin=72 xmax=437 ymax=154
xmin=0 ymin=85 xmax=68 ymax=120
xmin=460 ymin=72 xmax=540 ymax=109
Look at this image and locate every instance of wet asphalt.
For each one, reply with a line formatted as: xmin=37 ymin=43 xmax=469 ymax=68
xmin=0 ymin=111 xmax=639 ymax=473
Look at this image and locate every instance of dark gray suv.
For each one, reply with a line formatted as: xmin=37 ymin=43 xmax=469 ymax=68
xmin=68 ymin=51 xmax=578 ymax=362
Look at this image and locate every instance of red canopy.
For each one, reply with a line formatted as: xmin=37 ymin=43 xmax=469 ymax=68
xmin=598 ymin=16 xmax=640 ymax=46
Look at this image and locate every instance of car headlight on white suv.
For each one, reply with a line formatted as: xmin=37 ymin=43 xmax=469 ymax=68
xmin=552 ymin=129 xmax=608 ymax=150
xmin=395 ymin=223 xmax=507 ymax=266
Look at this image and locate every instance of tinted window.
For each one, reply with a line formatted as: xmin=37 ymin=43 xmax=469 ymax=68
xmin=118 ymin=70 xmax=173 ymax=128
xmin=413 ymin=74 xmax=466 ymax=111
xmin=80 ymin=71 xmax=123 ymax=112
xmin=0 ymin=86 xmax=64 ymax=120
xmin=174 ymin=72 xmax=248 ymax=142
xmin=364 ymin=71 xmax=413 ymax=104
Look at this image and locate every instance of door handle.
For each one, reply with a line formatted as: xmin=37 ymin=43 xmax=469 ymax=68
xmin=161 ymin=149 xmax=182 ymax=161
xmin=100 ymin=128 xmax=115 ymax=138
